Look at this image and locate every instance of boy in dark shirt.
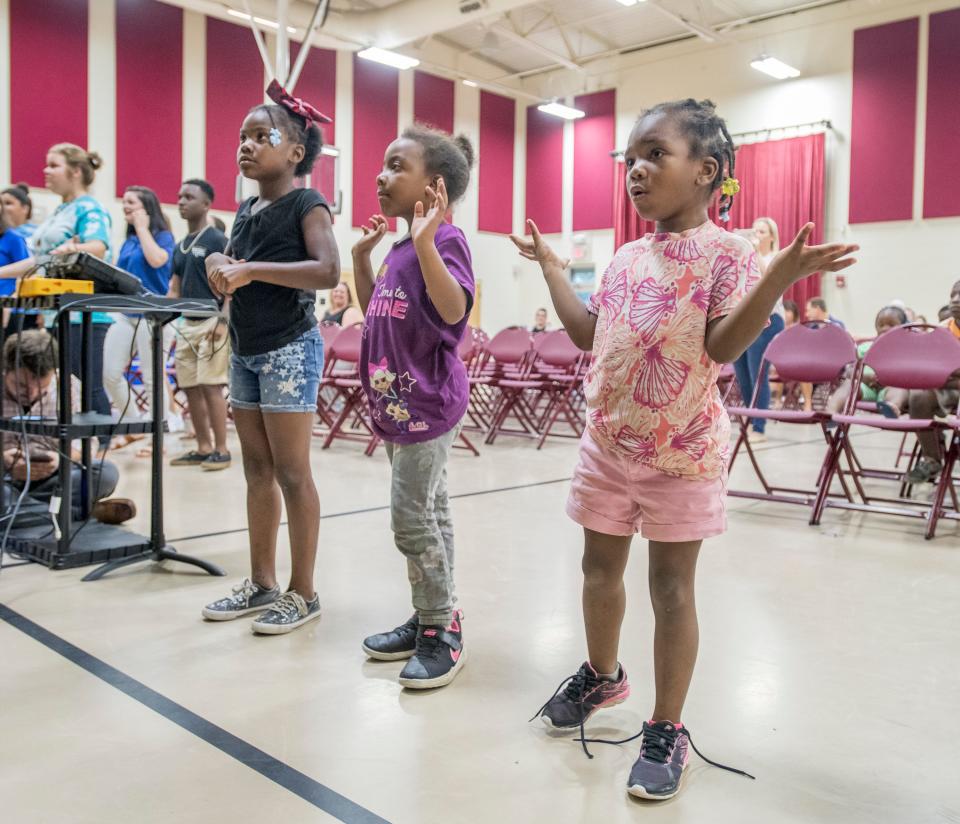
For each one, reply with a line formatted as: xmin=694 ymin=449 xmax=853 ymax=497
xmin=169 ymin=179 xmax=231 ymax=470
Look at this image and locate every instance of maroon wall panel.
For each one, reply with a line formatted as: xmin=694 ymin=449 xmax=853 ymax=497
xmin=10 ymin=0 xmax=88 ymax=186
xmin=290 ymin=43 xmax=337 ymax=208
xmin=352 ymin=55 xmax=398 ymax=229
xmin=116 ymin=0 xmax=183 ymax=202
xmin=413 ymin=71 xmax=455 ymax=133
xmin=524 ymin=105 xmax=563 ymax=234
xmin=923 ymin=8 xmax=960 ymax=218
xmin=478 ymin=91 xmax=515 ymax=234
xmin=205 ymin=18 xmax=264 ymax=210
xmin=849 ymin=18 xmax=919 ymax=223
xmin=573 ymin=90 xmax=616 ymax=231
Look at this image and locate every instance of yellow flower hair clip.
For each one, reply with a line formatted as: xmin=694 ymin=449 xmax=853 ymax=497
xmin=721 ymin=177 xmax=741 ymax=197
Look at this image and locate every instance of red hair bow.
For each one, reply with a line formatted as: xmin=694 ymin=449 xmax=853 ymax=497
xmin=266 ymin=79 xmax=332 ymax=124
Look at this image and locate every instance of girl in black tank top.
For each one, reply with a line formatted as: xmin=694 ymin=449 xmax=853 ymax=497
xmin=200 ymin=81 xmax=340 ymax=633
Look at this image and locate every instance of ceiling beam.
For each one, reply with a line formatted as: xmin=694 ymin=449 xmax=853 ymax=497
xmin=489 ymin=22 xmax=585 ymax=73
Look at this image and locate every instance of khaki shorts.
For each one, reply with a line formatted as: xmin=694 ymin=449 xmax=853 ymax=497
xmin=174 ymin=316 xmax=230 ymax=388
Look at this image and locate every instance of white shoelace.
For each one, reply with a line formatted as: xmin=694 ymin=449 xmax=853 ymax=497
xmin=231 ymin=578 xmax=257 ymax=602
xmin=268 ymin=592 xmax=307 ymax=619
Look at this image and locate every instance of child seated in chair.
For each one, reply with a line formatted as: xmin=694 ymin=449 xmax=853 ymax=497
xmin=827 ymin=305 xmax=910 ymax=416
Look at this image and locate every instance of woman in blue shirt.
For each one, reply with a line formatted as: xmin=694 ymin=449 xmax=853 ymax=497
xmin=0 ymin=184 xmax=37 ymax=241
xmin=0 ymin=199 xmax=30 ymax=301
xmin=103 ymin=186 xmax=176 ymax=426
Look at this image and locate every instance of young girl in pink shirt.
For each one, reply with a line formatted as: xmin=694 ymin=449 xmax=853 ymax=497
xmin=513 ymin=99 xmax=857 ymax=801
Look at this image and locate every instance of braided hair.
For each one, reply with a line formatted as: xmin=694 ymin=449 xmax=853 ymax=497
xmin=249 ymin=104 xmax=323 ymax=177
xmin=640 ymin=99 xmax=737 ymax=220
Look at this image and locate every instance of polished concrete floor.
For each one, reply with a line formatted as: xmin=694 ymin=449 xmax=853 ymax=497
xmin=1 ymin=424 xmax=959 ymax=824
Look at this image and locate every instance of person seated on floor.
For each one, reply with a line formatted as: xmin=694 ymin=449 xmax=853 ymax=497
xmin=827 ymin=305 xmax=910 ymax=416
xmin=805 ymin=296 xmax=845 ymax=328
xmin=904 ymin=279 xmax=960 ymax=484
xmin=1 ymin=331 xmax=135 ymax=525
xmin=531 ymin=307 xmax=550 ymax=335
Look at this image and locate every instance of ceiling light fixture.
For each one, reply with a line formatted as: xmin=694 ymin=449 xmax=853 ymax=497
xmin=616 ymin=0 xmax=647 ymax=6
xmin=226 ymin=9 xmax=296 ymax=34
xmin=538 ymin=101 xmax=586 ymax=120
xmin=357 ymin=47 xmax=420 ymax=71
xmin=750 ymin=55 xmax=800 ymax=80
xmin=462 ymin=79 xmax=479 ymax=87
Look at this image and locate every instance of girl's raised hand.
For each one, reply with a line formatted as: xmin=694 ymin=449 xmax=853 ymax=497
xmin=510 ymin=220 xmax=569 ymax=273
xmin=411 ymin=177 xmax=448 ymax=247
xmin=353 ymin=215 xmax=389 ymax=256
xmin=770 ymin=223 xmax=859 ymax=285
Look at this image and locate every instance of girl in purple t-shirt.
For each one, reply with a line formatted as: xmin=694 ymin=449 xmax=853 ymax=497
xmin=352 ymin=126 xmax=476 ymax=690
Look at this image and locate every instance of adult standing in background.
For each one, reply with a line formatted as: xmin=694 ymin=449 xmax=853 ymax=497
xmin=168 ymin=179 xmax=232 ymax=471
xmin=102 ymin=185 xmax=175 ymax=435
xmin=733 ymin=217 xmax=786 ymax=442
xmin=0 ymin=146 xmax=114 ymax=417
xmin=1 ymin=184 xmax=37 ymax=240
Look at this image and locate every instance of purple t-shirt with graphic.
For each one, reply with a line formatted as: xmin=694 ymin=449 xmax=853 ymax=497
xmin=360 ymin=223 xmax=475 ymax=444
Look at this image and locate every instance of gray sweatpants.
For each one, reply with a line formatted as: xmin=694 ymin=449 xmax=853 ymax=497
xmin=384 ymin=424 xmax=460 ymax=627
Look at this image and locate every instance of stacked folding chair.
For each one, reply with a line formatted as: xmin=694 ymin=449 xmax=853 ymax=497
xmin=319 ymin=324 xmax=380 ymax=456
xmin=483 ymin=327 xmax=538 ymax=444
xmin=531 ymin=330 xmax=589 ymax=449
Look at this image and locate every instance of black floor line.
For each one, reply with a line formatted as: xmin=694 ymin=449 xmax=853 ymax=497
xmin=0 ymin=603 xmax=390 ymax=824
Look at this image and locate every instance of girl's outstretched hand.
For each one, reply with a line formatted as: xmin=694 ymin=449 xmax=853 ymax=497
xmin=411 ymin=177 xmax=449 ymax=248
xmin=353 ymin=215 xmax=389 ymax=257
xmin=769 ymin=223 xmax=859 ymax=286
xmin=510 ymin=220 xmax=569 ymax=274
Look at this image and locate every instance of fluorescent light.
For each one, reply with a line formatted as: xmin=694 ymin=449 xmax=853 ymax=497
xmin=463 ymin=79 xmax=478 ymax=87
xmin=357 ymin=47 xmax=420 ymax=70
xmin=320 ymin=146 xmax=340 ymax=158
xmin=226 ymin=9 xmax=297 ymax=34
xmin=750 ymin=56 xmax=800 ymax=80
xmin=616 ymin=0 xmax=646 ymax=5
xmin=538 ymin=101 xmax=586 ymax=120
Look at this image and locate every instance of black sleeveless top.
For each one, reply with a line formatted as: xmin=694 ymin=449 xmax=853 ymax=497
xmin=228 ymin=188 xmax=330 ymax=356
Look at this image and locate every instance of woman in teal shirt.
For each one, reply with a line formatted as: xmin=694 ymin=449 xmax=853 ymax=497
xmin=0 ymin=143 xmax=114 ymax=419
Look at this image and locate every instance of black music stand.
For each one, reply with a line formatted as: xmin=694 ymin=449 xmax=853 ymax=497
xmin=0 ymin=293 xmax=226 ymax=581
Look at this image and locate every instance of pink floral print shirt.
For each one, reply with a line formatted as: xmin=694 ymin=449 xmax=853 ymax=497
xmin=584 ymin=220 xmax=760 ymax=480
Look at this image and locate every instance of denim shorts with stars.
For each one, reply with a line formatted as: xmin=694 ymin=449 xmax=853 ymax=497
xmin=229 ymin=327 xmax=323 ymax=414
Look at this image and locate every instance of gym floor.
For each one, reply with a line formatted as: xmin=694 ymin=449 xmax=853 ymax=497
xmin=2 ymin=425 xmax=958 ymax=824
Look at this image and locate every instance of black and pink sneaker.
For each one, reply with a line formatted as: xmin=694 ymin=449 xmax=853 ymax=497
xmin=621 ymin=721 xmax=755 ymax=800
xmin=626 ymin=721 xmax=690 ymax=799
xmin=397 ymin=611 xmax=465 ymax=690
xmin=532 ymin=662 xmax=630 ymax=735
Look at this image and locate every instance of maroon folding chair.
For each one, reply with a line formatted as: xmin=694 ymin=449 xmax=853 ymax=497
xmin=320 ymin=324 xmax=380 ymax=455
xmin=818 ymin=324 xmax=960 ymax=539
xmin=532 ymin=331 xmax=588 ymax=448
xmin=462 ymin=328 xmax=496 ymax=433
xmin=483 ymin=327 xmax=538 ymax=444
xmin=727 ymin=322 xmax=859 ymax=513
xmin=315 ymin=321 xmax=345 ymax=428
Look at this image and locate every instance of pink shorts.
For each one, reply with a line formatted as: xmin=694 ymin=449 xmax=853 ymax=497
xmin=566 ymin=430 xmax=727 ymax=542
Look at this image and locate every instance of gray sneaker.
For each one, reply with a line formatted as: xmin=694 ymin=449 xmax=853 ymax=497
xmin=202 ymin=578 xmax=280 ymax=621
xmin=906 ymin=458 xmax=942 ymax=484
xmin=251 ymin=591 xmax=321 ymax=635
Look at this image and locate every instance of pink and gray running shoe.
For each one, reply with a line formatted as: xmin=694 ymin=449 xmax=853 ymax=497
xmin=532 ymin=662 xmax=630 ymax=740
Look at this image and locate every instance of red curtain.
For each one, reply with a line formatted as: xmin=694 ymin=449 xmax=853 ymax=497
xmin=614 ymin=133 xmax=826 ymax=307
